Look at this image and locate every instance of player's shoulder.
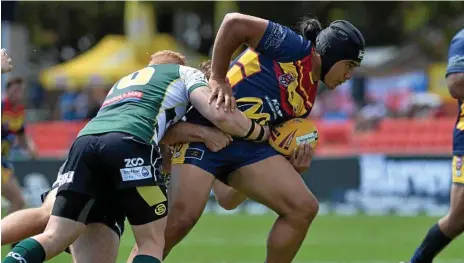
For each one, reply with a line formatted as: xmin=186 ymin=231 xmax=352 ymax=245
xmin=178 ymin=65 xmax=208 ymax=82
xmin=452 ymin=28 xmax=464 ymax=41
xmin=449 ymin=29 xmax=464 ymax=50
xmin=447 ymin=28 xmax=464 ymax=76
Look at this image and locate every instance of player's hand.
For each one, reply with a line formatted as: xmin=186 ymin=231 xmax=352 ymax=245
xmin=1 ymin=48 xmax=13 ymax=73
xmin=208 ymin=77 xmax=236 ymax=113
xmin=289 ymin=143 xmax=314 ymax=174
xmin=203 ymin=126 xmax=233 ymax=152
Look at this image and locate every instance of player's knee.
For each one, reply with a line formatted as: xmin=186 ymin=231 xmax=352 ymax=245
xmin=285 ymin=195 xmax=319 ymax=224
xmin=446 ymin=207 xmax=464 ymax=232
xmin=216 ymin=196 xmax=240 ymax=210
xmin=37 ymin=206 xmax=51 ymax=226
xmin=218 ymin=200 xmax=239 ymax=210
xmin=167 ymin=207 xmax=201 ymax=236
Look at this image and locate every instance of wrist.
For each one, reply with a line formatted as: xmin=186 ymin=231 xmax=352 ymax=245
xmin=243 ymin=120 xmax=266 ymax=142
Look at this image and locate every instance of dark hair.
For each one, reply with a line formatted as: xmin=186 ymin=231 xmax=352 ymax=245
xmin=298 ymin=17 xmax=322 ymax=43
xmin=6 ymin=76 xmax=24 ymax=90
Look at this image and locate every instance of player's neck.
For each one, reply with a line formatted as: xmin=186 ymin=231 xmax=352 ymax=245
xmin=311 ymin=52 xmax=321 ymax=82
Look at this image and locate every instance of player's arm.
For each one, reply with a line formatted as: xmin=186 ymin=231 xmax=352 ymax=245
xmin=17 ymin=128 xmax=38 ymax=159
xmin=160 ymin=121 xmax=232 ymax=152
xmin=212 ymin=180 xmax=248 ymax=210
xmin=448 ymin=73 xmax=464 ymax=100
xmin=446 ymin=34 xmax=464 ymax=100
xmin=160 ymin=121 xmax=208 ymax=145
xmin=182 ymin=66 xmax=268 ymax=142
xmin=210 ymin=13 xmax=311 ymax=80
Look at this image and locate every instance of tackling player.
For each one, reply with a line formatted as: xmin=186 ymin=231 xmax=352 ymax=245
xmin=406 ymin=28 xmax=464 ymax=263
xmin=3 ymin=50 xmax=268 ymax=263
xmin=1 ymin=120 xmax=232 ymax=263
xmin=164 ymin=13 xmax=365 ymax=263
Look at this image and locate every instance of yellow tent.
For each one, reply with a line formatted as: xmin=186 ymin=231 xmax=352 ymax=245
xmin=39 ymin=34 xmax=209 ymax=90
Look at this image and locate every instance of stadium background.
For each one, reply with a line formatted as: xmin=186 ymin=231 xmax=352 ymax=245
xmin=1 ymin=1 xmax=464 ymax=262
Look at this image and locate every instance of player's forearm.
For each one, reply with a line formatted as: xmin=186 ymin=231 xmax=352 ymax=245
xmin=447 ymin=73 xmax=464 ymax=100
xmin=190 ymin=87 xmax=266 ymax=141
xmin=210 ymin=13 xmax=267 ymax=79
xmin=160 ymin=122 xmax=209 ymax=145
xmin=18 ymin=134 xmax=37 ymax=157
xmin=209 ymin=109 xmax=265 ymax=141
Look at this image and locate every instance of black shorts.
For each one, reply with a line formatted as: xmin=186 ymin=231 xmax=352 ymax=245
xmin=41 ymin=188 xmax=125 ymax=239
xmin=52 ymin=132 xmax=168 ymax=226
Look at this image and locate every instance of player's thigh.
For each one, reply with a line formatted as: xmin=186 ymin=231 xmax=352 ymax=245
xmin=70 ymin=223 xmax=120 ymax=263
xmin=169 ymin=163 xmax=215 ymax=216
xmin=229 ymin=154 xmax=318 ymax=216
xmin=118 ymin=186 xmax=168 ymax=257
xmin=41 ymin=187 xmax=58 ymax=213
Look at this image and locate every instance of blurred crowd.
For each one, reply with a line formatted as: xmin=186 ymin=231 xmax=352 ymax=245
xmin=8 ymin=74 xmax=451 ymax=133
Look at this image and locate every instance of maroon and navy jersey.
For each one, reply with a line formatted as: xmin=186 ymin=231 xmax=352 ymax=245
xmin=1 ymin=99 xmax=26 ymax=158
xmin=188 ymin=21 xmax=318 ymax=126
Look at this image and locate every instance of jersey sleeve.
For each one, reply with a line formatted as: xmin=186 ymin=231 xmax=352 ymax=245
xmin=255 ymin=21 xmax=312 ymax=62
xmin=446 ymin=30 xmax=464 ymax=77
xmin=179 ymin=66 xmax=209 ymax=98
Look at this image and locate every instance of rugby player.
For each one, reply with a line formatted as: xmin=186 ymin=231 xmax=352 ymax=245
xmin=3 ymin=50 xmax=269 ymax=263
xmin=2 ymin=77 xmax=38 ymax=243
xmin=164 ymin=13 xmax=365 ymax=262
xmin=405 ymin=28 xmax=464 ymax=263
xmin=2 ymin=75 xmax=37 ymax=230
xmin=1 ymin=121 xmax=232 ymax=263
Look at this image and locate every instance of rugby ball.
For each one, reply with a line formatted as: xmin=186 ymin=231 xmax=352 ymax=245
xmin=269 ymin=118 xmax=319 ymax=156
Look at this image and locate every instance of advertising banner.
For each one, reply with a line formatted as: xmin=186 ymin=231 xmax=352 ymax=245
xmin=10 ymin=155 xmax=452 ymax=216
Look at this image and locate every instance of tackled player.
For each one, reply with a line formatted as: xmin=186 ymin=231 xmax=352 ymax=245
xmin=2 ymin=50 xmax=269 ymax=263
xmin=164 ymin=13 xmax=365 ymax=263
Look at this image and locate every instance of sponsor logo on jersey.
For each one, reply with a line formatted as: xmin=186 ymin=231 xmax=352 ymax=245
xmin=101 ymin=91 xmax=143 ymax=108
xmin=124 ymin=157 xmax=144 ymax=168
xmin=185 ymin=148 xmax=204 ymax=160
xmin=278 ymin=73 xmax=296 ymax=87
xmin=265 ymin=96 xmax=283 ymax=119
xmin=154 ymin=203 xmax=167 ymax=216
xmin=54 ymin=171 xmax=74 ymax=187
xmin=120 ymin=165 xmax=152 ymax=182
xmin=456 ymin=156 xmax=462 ymax=177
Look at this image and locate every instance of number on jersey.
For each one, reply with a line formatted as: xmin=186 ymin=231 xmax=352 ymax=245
xmin=107 ymin=67 xmax=156 ymax=96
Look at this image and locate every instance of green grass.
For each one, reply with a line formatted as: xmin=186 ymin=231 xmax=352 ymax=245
xmin=2 ymin=213 xmax=463 ymax=263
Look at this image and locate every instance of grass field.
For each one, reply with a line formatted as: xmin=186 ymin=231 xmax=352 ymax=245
xmin=2 ymin=213 xmax=463 ymax=263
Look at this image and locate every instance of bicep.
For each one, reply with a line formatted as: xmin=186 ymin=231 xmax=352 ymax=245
xmin=188 ymin=86 xmax=215 ymax=118
xmin=224 ymin=13 xmax=269 ymax=49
